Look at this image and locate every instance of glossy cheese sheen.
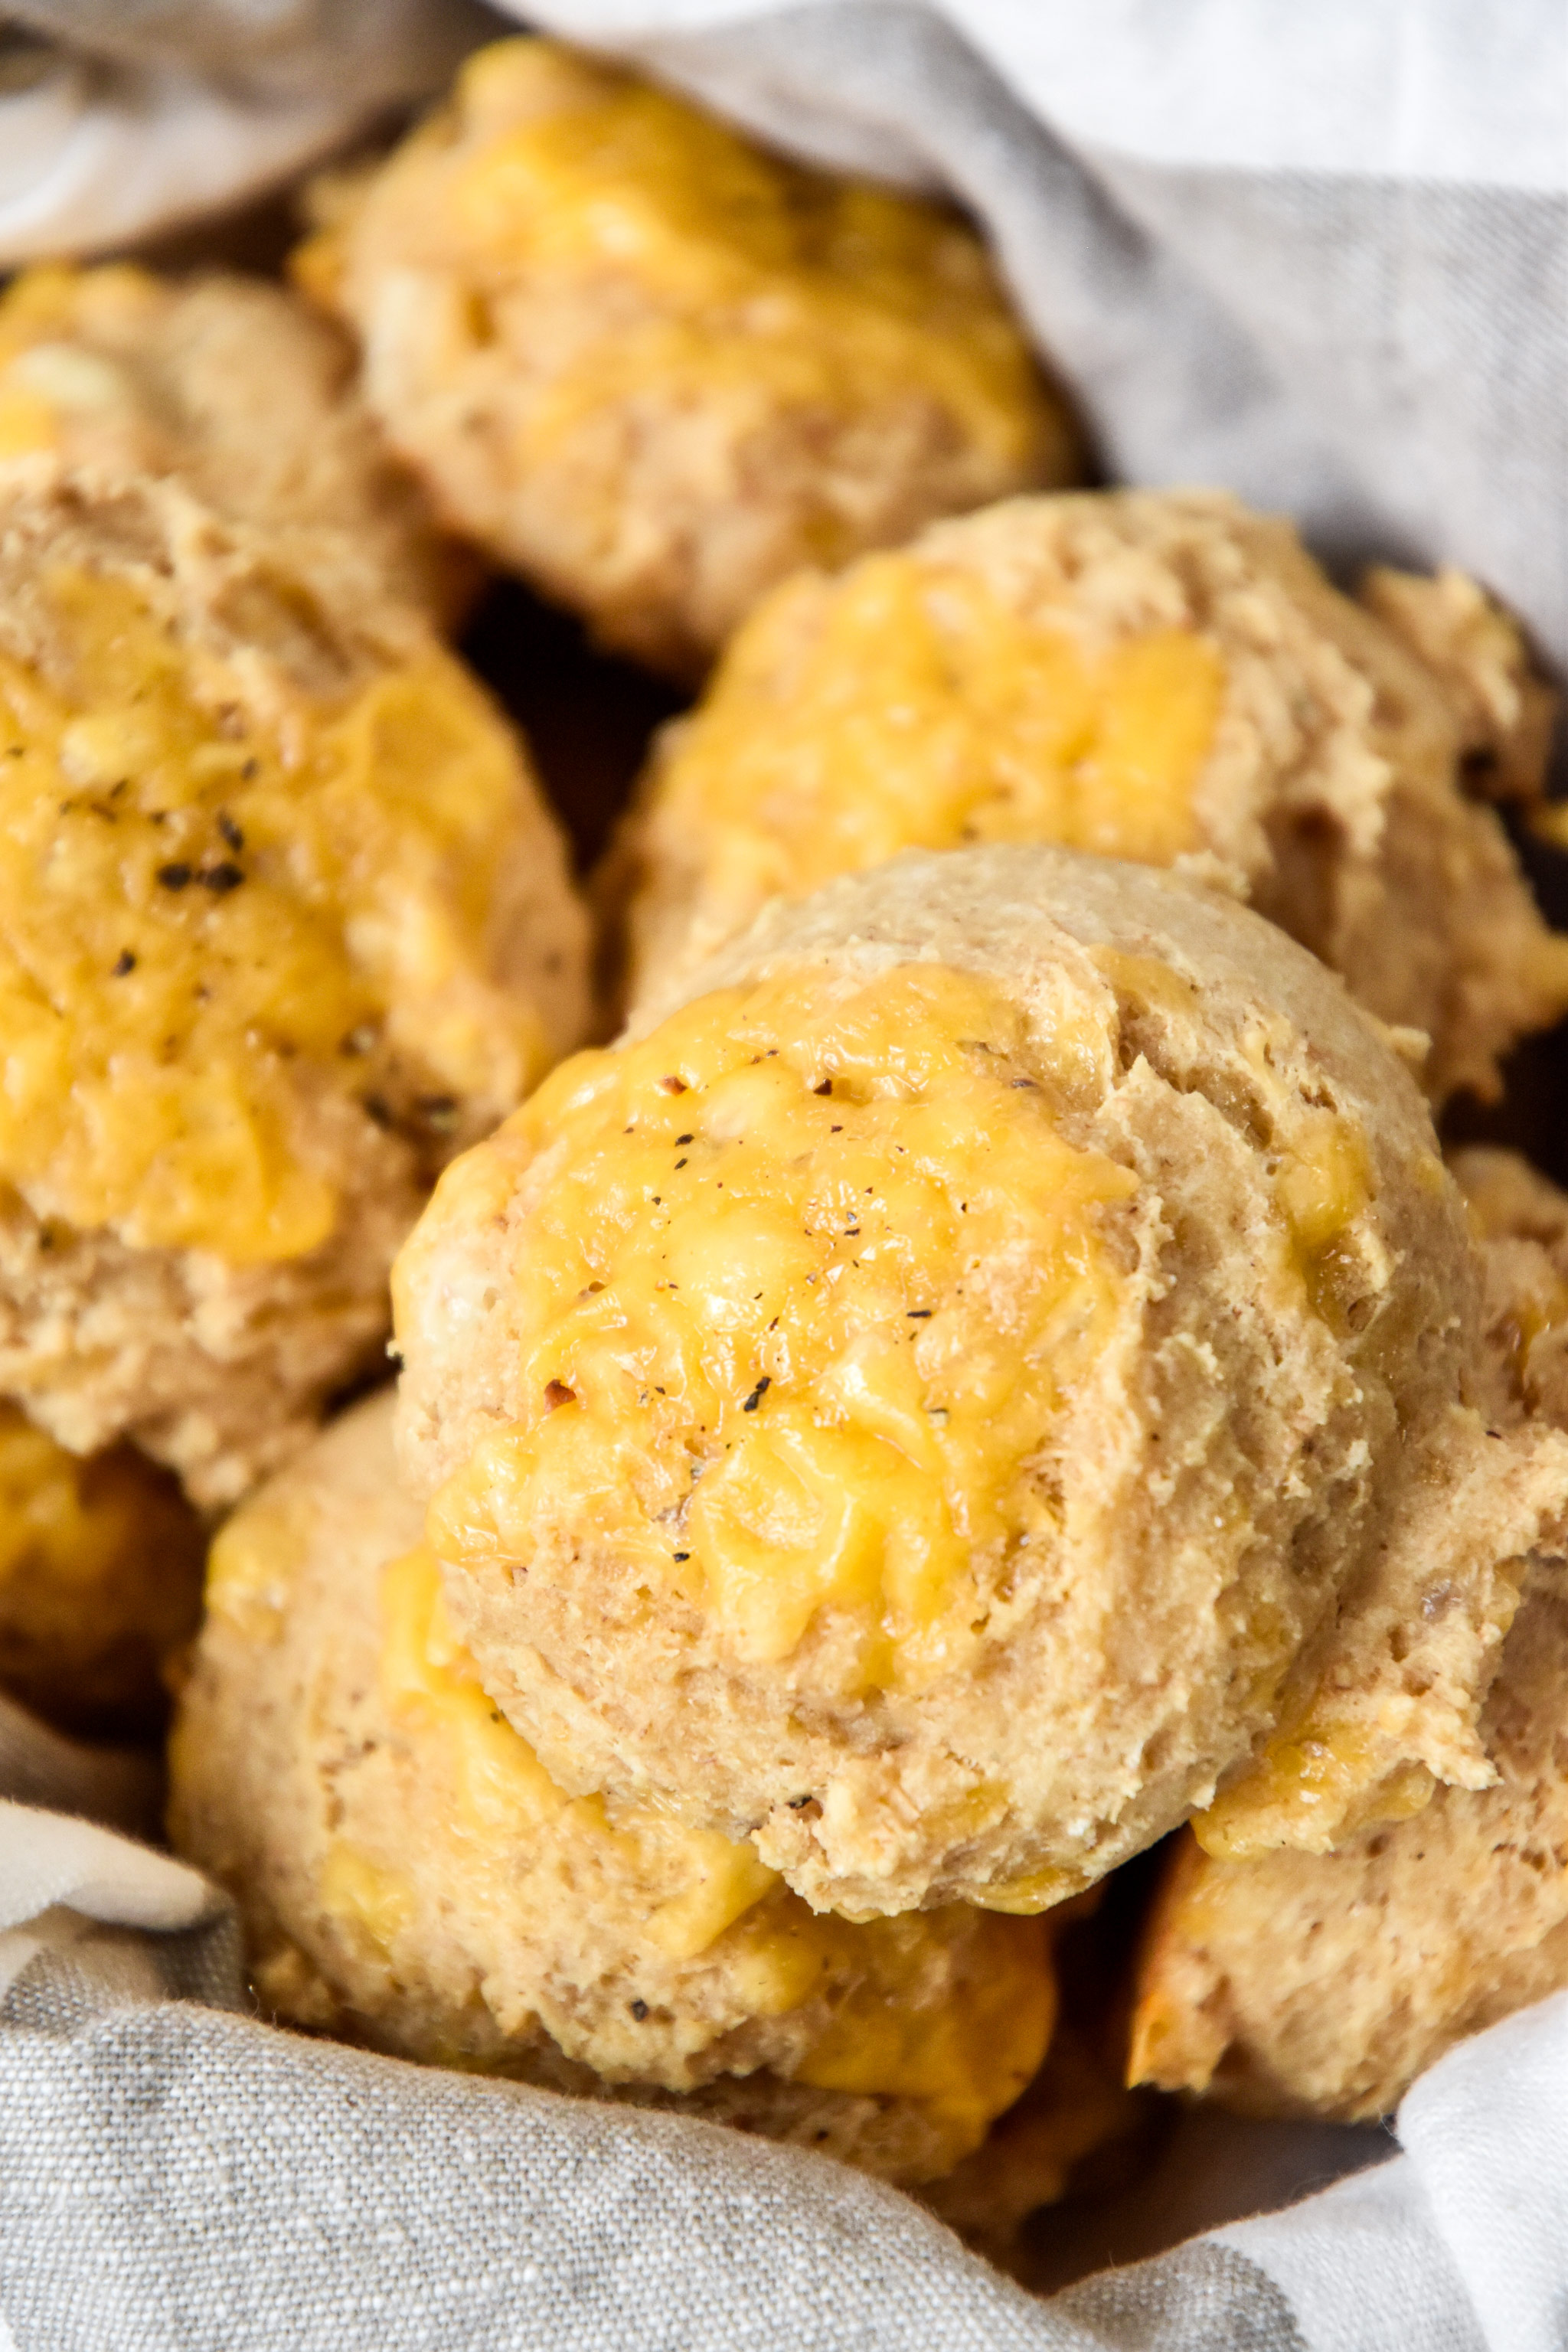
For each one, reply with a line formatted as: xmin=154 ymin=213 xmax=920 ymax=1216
xmin=0 ymin=567 xmax=547 ymax=1263
xmin=426 ymin=963 xmax=1137 ymax=1693
xmin=649 ymin=556 xmax=1223 ymax=910
xmin=368 ymin=1544 xmax=1054 ymax=2128
xmin=1192 ymin=1720 xmax=1438 ymax=1862
xmin=309 ymin=38 xmax=1050 ymax=485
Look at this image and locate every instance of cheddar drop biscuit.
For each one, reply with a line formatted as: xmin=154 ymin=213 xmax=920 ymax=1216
xmin=169 ymin=1391 xmax=1056 ymax=2188
xmin=0 ymin=264 xmax=464 ymax=622
xmin=0 ymin=1404 xmax=202 ymax=1740
xmin=394 ymin=846 xmax=1568 ymax=1921
xmin=1129 ymin=1148 xmax=1568 ymax=2121
xmin=612 ymin=489 xmax=1564 ymax=1100
xmin=297 ymin=37 xmax=1076 ymax=678
xmin=0 ymin=471 xmax=588 ymax=1505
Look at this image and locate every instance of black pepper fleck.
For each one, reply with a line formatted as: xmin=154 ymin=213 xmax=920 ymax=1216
xmin=630 ymin=2000 xmax=649 ymax=2020
xmin=201 ymin=862 xmax=244 ymax=893
xmin=111 ymin=949 xmax=136 ymax=977
xmin=155 ymin=862 xmax=192 ymax=890
xmin=742 ymin=1377 xmax=771 ymax=1413
xmin=217 ymin=813 xmax=244 ymax=852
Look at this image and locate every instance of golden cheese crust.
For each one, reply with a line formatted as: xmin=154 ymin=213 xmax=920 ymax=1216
xmin=1129 ymin=1147 xmax=1568 ymax=2120
xmin=610 ymin=489 xmax=1564 ymax=1101
xmin=297 ymin=37 xmax=1077 ymax=678
xmin=0 ymin=1405 xmax=202 ymax=1740
xmin=394 ymin=845 xmax=1568 ymax=1920
xmin=168 ymin=1391 xmax=1057 ymax=2189
xmin=0 ymin=264 xmax=468 ymax=624
xmin=0 ymin=470 xmax=588 ymax=1504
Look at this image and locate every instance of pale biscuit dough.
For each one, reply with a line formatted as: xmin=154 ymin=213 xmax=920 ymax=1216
xmin=0 ymin=1404 xmax=203 ymax=1740
xmin=298 ymin=37 xmax=1077 ymax=678
xmin=0 ymin=471 xmax=588 ymax=1504
xmin=1129 ymin=1148 xmax=1568 ymax=2121
xmin=0 ymin=264 xmax=468 ymax=623
xmin=612 ymin=489 xmax=1564 ymax=1102
xmin=168 ymin=1391 xmax=1057 ymax=2189
xmin=394 ymin=846 xmax=1568 ymax=1920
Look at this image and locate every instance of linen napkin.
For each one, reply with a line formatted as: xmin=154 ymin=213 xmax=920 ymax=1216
xmin=0 ymin=1 xmax=485 ymax=256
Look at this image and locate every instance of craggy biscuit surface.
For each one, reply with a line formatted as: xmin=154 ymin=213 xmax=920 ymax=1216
xmin=396 ymin=846 xmax=1568 ymax=1919
xmin=1456 ymin=1145 xmax=1568 ymax=1432
xmin=0 ymin=1405 xmax=202 ymax=1740
xmin=298 ymin=37 xmax=1076 ymax=678
xmin=1129 ymin=1148 xmax=1568 ymax=2121
xmin=169 ymin=1392 xmax=1056 ymax=2187
xmin=0 ymin=472 xmax=587 ymax=1504
xmin=0 ymin=264 xmax=465 ymax=622
xmin=612 ymin=490 xmax=1564 ymax=1099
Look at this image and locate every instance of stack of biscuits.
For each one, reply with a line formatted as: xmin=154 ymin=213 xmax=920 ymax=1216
xmin=3 ymin=31 xmax=1566 ymax=2269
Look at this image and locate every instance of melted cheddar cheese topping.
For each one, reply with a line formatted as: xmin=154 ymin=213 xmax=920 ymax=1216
xmin=348 ymin=1543 xmax=1055 ymax=2144
xmin=637 ymin=554 xmax=1224 ymax=969
xmin=423 ymin=962 xmax=1136 ymax=1694
xmin=1192 ymin=1717 xmax=1438 ymax=1863
xmin=298 ymin=37 xmax=1058 ymax=495
xmin=381 ymin=1544 xmax=777 ymax=1964
xmin=0 ymin=563 xmax=550 ymax=1263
